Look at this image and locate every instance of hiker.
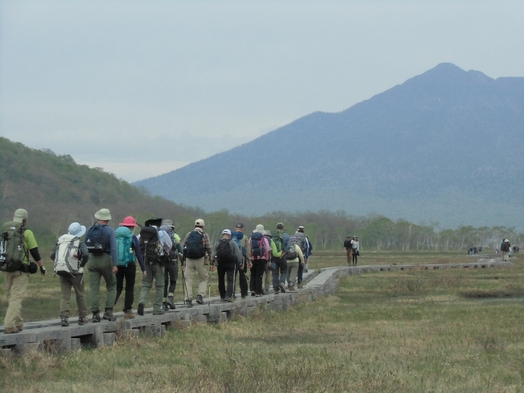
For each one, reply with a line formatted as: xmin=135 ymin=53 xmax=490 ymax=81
xmin=137 ymin=218 xmax=172 ymax=316
xmin=249 ymin=224 xmax=271 ymax=296
xmin=286 ymin=236 xmax=305 ymax=291
xmin=212 ymin=229 xmax=243 ymax=302
xmin=160 ymin=219 xmax=182 ymax=311
xmin=1 ymin=208 xmax=46 ymax=334
xmin=51 ymin=222 xmax=90 ymax=327
xmin=501 ymin=239 xmax=511 ymax=262
xmin=262 ymin=230 xmax=273 ymax=294
xmin=344 ymin=236 xmax=353 ymax=266
xmin=295 ymin=225 xmax=313 ymax=288
xmin=352 ymin=236 xmax=360 ymax=266
xmin=114 ymin=216 xmax=146 ymax=319
xmin=231 ymin=223 xmax=250 ymax=298
xmin=270 ymin=228 xmax=287 ymax=294
xmin=182 ymin=219 xmax=213 ymax=306
xmin=85 ymin=208 xmax=118 ymax=322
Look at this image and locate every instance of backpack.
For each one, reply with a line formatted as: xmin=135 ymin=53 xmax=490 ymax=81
xmin=184 ymin=230 xmax=206 ymax=259
xmin=286 ymin=243 xmax=298 ymax=260
xmin=250 ymin=232 xmax=265 ymax=259
xmin=215 ymin=239 xmax=234 ymax=264
xmin=115 ymin=226 xmax=135 ymax=267
xmin=140 ymin=226 xmax=165 ymax=265
xmin=85 ymin=223 xmax=110 ymax=254
xmin=0 ymin=222 xmax=26 ymax=272
xmin=231 ymin=231 xmax=246 ymax=257
xmin=295 ymin=232 xmax=306 ymax=253
xmin=54 ymin=234 xmax=81 ymax=276
xmin=273 ymin=232 xmax=283 ymax=253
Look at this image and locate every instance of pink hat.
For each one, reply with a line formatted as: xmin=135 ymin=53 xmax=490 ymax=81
xmin=120 ymin=216 xmax=139 ymax=227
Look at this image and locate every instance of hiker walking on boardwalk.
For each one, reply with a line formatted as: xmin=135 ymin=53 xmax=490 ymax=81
xmin=182 ymin=219 xmax=213 ymax=306
xmin=351 ymin=236 xmax=360 ymax=266
xmin=286 ymin=236 xmax=305 ymax=291
xmin=344 ymin=236 xmax=353 ymax=266
xmin=1 ymin=208 xmax=46 ymax=334
xmin=231 ymin=223 xmax=250 ymax=298
xmin=212 ymin=229 xmax=243 ymax=302
xmin=51 ymin=222 xmax=90 ymax=327
xmin=249 ymin=224 xmax=271 ymax=296
xmin=114 ymin=216 xmax=146 ymax=319
xmin=85 ymin=208 xmax=118 ymax=323
xmin=501 ymin=239 xmax=511 ymax=262
xmin=160 ymin=219 xmax=182 ymax=311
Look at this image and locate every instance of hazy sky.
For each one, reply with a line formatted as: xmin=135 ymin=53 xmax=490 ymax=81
xmin=1 ymin=0 xmax=523 ymax=182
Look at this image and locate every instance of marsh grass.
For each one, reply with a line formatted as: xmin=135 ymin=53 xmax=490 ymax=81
xmin=1 ymin=251 xmax=523 ymax=392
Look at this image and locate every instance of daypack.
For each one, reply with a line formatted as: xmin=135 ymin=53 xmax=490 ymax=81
xmin=85 ymin=223 xmax=110 ymax=254
xmin=0 ymin=222 xmax=26 ymax=272
xmin=250 ymin=232 xmax=265 ymax=259
xmin=140 ymin=226 xmax=165 ymax=265
xmin=272 ymin=232 xmax=283 ymax=253
xmin=215 ymin=239 xmax=234 ymax=264
xmin=116 ymin=226 xmax=135 ymax=267
xmin=184 ymin=230 xmax=206 ymax=259
xmin=231 ymin=231 xmax=246 ymax=257
xmin=286 ymin=243 xmax=298 ymax=260
xmin=54 ymin=234 xmax=81 ymax=276
xmin=294 ymin=233 xmax=306 ymax=253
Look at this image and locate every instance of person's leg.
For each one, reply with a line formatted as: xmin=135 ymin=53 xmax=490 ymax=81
xmin=115 ymin=267 xmax=124 ymax=308
xmin=254 ymin=259 xmax=266 ymax=295
xmin=139 ymin=264 xmax=153 ymax=307
xmin=101 ymin=258 xmax=117 ymax=311
xmin=217 ymin=265 xmax=226 ymax=299
xmin=153 ymin=264 xmax=165 ymax=312
xmin=124 ymin=264 xmax=136 ymax=311
xmin=4 ymin=272 xmax=28 ymax=330
xmin=185 ymin=258 xmax=196 ymax=300
xmin=193 ymin=257 xmax=209 ymax=298
xmin=225 ymin=266 xmax=235 ymax=298
xmin=59 ymin=276 xmax=72 ymax=318
xmin=88 ymin=263 xmax=102 ymax=313
xmin=72 ymin=274 xmax=88 ymax=320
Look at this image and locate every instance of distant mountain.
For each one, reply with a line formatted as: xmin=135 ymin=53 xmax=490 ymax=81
xmin=134 ymin=63 xmax=524 ymax=229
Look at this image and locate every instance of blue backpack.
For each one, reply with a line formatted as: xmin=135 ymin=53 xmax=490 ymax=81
xmin=231 ymin=231 xmax=246 ymax=257
xmin=250 ymin=232 xmax=265 ymax=258
xmin=85 ymin=223 xmax=110 ymax=254
xmin=116 ymin=226 xmax=135 ymax=267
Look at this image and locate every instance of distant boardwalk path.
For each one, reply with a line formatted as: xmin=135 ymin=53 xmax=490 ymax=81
xmin=0 ymin=258 xmax=512 ymax=356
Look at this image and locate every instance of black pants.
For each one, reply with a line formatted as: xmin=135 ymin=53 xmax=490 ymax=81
xmin=352 ymin=250 xmax=358 ymax=265
xmin=250 ymin=259 xmax=267 ymax=295
xmin=164 ymin=260 xmax=178 ymax=298
xmin=217 ymin=263 xmax=235 ymax=299
xmin=272 ymin=256 xmax=287 ymax=290
xmin=115 ymin=263 xmax=136 ymax=312
xmin=235 ymin=258 xmax=249 ymax=297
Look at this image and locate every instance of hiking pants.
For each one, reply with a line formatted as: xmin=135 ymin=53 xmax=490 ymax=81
xmin=115 ymin=263 xmax=137 ymax=312
xmin=345 ymin=248 xmax=353 ymax=265
xmin=3 ymin=271 xmax=29 ymax=330
xmin=217 ymin=263 xmax=235 ymax=299
xmin=263 ymin=262 xmax=271 ymax=292
xmin=164 ymin=260 xmax=178 ymax=298
xmin=139 ymin=262 xmax=165 ymax=312
xmin=287 ymin=261 xmax=299 ymax=288
xmin=236 ymin=260 xmax=249 ymax=298
xmin=87 ymin=254 xmax=117 ymax=313
xmin=60 ymin=274 xmax=87 ymax=319
xmin=251 ymin=259 xmax=267 ymax=295
xmin=297 ymin=262 xmax=303 ymax=285
xmin=272 ymin=256 xmax=287 ymax=291
xmin=184 ymin=256 xmax=208 ymax=300
xmin=352 ymin=250 xmax=358 ymax=266
xmin=502 ymin=251 xmax=509 ymax=262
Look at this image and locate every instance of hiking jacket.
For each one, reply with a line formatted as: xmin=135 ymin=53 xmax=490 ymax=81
xmin=211 ymin=238 xmax=243 ymax=267
xmin=287 ymin=244 xmax=305 ymax=265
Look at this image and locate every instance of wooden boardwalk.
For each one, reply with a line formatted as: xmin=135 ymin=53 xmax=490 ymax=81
xmin=0 ymin=258 xmax=512 ymax=356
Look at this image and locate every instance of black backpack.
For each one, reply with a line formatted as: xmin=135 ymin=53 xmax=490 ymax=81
xmin=85 ymin=223 xmax=110 ymax=254
xmin=140 ymin=226 xmax=165 ymax=265
xmin=250 ymin=232 xmax=265 ymax=258
xmin=0 ymin=222 xmax=26 ymax=272
xmin=184 ymin=230 xmax=206 ymax=259
xmin=215 ymin=239 xmax=234 ymax=264
xmin=286 ymin=243 xmax=298 ymax=260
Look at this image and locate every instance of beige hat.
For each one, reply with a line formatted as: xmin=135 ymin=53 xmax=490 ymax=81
xmin=13 ymin=208 xmax=28 ymax=223
xmin=195 ymin=218 xmax=205 ymax=227
xmin=253 ymin=224 xmax=265 ymax=233
xmin=94 ymin=208 xmax=112 ymax=221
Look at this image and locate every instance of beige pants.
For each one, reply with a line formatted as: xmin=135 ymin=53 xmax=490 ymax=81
xmin=3 ymin=271 xmax=29 ymax=330
xmin=184 ymin=257 xmax=208 ymax=299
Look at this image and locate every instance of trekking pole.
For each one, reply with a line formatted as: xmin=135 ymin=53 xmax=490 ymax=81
xmin=181 ymin=265 xmax=191 ymax=308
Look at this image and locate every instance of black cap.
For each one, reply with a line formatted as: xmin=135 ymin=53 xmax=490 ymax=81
xmin=145 ymin=218 xmax=162 ymax=227
xmin=235 ymin=223 xmax=244 ymax=229
xmin=276 ymin=222 xmax=284 ymax=229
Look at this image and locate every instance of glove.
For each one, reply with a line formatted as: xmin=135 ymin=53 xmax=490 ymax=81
xmin=40 ymin=265 xmax=46 ymax=275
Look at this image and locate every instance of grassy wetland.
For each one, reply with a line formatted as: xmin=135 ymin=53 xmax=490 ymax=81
xmin=1 ymin=250 xmax=523 ymax=392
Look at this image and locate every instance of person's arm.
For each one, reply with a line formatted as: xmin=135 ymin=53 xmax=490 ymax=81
xmin=132 ymin=236 xmax=146 ymax=272
xmin=79 ymin=242 xmax=89 ymax=266
xmin=297 ymin=246 xmax=305 ymax=265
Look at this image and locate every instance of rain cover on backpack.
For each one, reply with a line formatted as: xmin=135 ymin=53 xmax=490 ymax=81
xmin=54 ymin=234 xmax=82 ymax=276
xmin=0 ymin=222 xmax=26 ymax=272
xmin=116 ymin=226 xmax=135 ymax=267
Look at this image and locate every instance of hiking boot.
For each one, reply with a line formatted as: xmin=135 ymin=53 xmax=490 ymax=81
xmin=251 ymin=291 xmax=256 ymax=297
xmin=3 ymin=327 xmax=19 ymax=334
xmin=279 ymin=283 xmax=286 ymax=293
xmin=163 ymin=301 xmax=169 ymax=312
xmin=78 ymin=316 xmax=89 ymax=325
xmin=137 ymin=303 xmax=145 ymax=316
xmin=60 ymin=317 xmax=69 ymax=327
xmin=92 ymin=311 xmax=101 ymax=323
xmin=103 ymin=309 xmax=116 ymax=321
xmin=124 ymin=310 xmax=135 ymax=319
xmin=167 ymin=296 xmax=176 ymax=310
xmin=224 ymin=297 xmax=233 ymax=303
xmin=196 ymin=294 xmax=204 ymax=305
xmin=153 ymin=310 xmax=165 ymax=315
xmin=185 ymin=299 xmax=193 ymax=308
xmin=298 ymin=282 xmax=303 ymax=289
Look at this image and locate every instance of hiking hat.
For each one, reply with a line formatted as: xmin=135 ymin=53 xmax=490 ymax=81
xmin=13 ymin=208 xmax=28 ymax=223
xmin=265 ymin=230 xmax=272 ymax=237
xmin=162 ymin=219 xmax=176 ymax=230
xmin=222 ymin=229 xmax=232 ymax=235
xmin=254 ymin=224 xmax=265 ymax=233
xmin=235 ymin=223 xmax=244 ymax=229
xmin=195 ymin=218 xmax=205 ymax=227
xmin=145 ymin=217 xmax=162 ymax=227
xmin=276 ymin=222 xmax=284 ymax=229
xmin=94 ymin=208 xmax=112 ymax=221
xmin=68 ymin=222 xmax=86 ymax=238
xmin=120 ymin=216 xmax=139 ymax=227
xmin=297 ymin=225 xmax=305 ymax=232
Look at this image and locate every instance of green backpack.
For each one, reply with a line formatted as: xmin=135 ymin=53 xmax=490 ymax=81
xmin=0 ymin=222 xmax=26 ymax=272
xmin=116 ymin=226 xmax=135 ymax=267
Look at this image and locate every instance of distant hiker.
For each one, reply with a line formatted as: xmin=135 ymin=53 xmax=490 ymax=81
xmin=286 ymin=236 xmax=305 ymax=291
xmin=182 ymin=219 xmax=213 ymax=306
xmin=212 ymin=229 xmax=243 ymax=302
xmin=114 ymin=216 xmax=146 ymax=319
xmin=85 ymin=208 xmax=118 ymax=323
xmin=294 ymin=225 xmax=312 ymax=288
xmin=344 ymin=236 xmax=353 ymax=266
xmin=231 ymin=223 xmax=250 ymax=298
xmin=262 ymin=230 xmax=273 ymax=293
xmin=51 ymin=222 xmax=90 ymax=327
xmin=249 ymin=224 xmax=271 ymax=296
xmin=161 ymin=219 xmax=183 ymax=311
xmin=501 ymin=239 xmax=511 ymax=262
xmin=137 ymin=218 xmax=172 ymax=316
xmin=1 ymin=208 xmax=46 ymax=334
xmin=270 ymin=228 xmax=287 ymax=294
xmin=351 ymin=236 xmax=360 ymax=266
